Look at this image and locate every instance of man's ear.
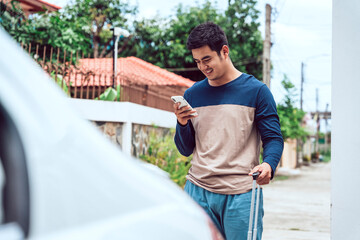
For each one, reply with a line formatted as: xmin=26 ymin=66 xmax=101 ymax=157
xmin=222 ymin=45 xmax=230 ymax=58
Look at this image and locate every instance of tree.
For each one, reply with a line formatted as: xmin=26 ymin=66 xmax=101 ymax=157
xmin=131 ymin=17 xmax=169 ymax=67
xmin=62 ymin=0 xmax=137 ymax=58
xmin=167 ymin=1 xmax=226 ymax=80
xmin=277 ymin=75 xmax=308 ymax=142
xmin=224 ymin=0 xmax=263 ymax=80
xmin=1 ymin=0 xmax=89 ymax=53
xmin=0 ymin=0 xmax=137 ymax=57
xmin=132 ymin=0 xmax=264 ymax=81
xmin=2 ymin=0 xmax=264 ymax=81
xmin=0 ymin=1 xmax=24 ymax=35
xmin=132 ymin=1 xmax=224 ymax=80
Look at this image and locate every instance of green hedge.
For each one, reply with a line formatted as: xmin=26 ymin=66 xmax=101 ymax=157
xmin=139 ymin=128 xmax=191 ymax=188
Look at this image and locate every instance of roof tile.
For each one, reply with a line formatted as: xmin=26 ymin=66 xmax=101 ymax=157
xmin=68 ymin=57 xmax=194 ymax=88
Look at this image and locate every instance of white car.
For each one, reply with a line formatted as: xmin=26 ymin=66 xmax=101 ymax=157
xmin=0 ymin=29 xmax=223 ymax=240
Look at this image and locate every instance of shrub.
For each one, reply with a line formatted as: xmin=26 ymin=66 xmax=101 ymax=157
xmin=139 ymin=128 xmax=191 ymax=188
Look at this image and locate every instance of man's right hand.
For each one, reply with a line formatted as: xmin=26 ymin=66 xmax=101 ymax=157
xmin=173 ymin=102 xmax=198 ymax=126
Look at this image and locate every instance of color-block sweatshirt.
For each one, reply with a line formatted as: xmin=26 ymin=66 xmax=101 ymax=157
xmin=174 ymin=73 xmax=284 ymax=194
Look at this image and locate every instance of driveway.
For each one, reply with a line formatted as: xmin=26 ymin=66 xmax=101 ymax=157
xmin=262 ymin=162 xmax=331 ymax=240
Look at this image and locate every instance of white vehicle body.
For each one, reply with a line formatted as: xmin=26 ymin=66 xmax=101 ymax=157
xmin=0 ymin=29 xmax=222 ymax=240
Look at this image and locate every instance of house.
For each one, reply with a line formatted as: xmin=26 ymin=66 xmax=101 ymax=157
xmin=65 ymin=56 xmax=195 ymax=112
xmin=2 ymin=0 xmax=61 ymax=17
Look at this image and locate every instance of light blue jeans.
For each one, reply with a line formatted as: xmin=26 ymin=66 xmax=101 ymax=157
xmin=184 ymin=180 xmax=263 ymax=240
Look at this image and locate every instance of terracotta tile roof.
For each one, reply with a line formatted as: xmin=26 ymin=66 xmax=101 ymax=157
xmin=3 ymin=0 xmax=62 ymax=14
xmin=28 ymin=0 xmax=61 ymax=10
xmin=68 ymin=57 xmax=194 ymax=88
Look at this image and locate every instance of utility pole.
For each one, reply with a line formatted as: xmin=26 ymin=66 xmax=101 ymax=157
xmin=324 ymin=103 xmax=329 ymax=152
xmin=296 ymin=62 xmax=305 ymax=167
xmin=112 ymin=27 xmax=130 ymax=89
xmin=315 ymin=88 xmax=320 ymax=158
xmin=300 ymin=62 xmax=304 ymax=110
xmin=262 ymin=4 xmax=271 ymax=88
xmin=112 ymin=28 xmax=120 ymax=89
xmin=316 ymin=88 xmax=319 ymax=113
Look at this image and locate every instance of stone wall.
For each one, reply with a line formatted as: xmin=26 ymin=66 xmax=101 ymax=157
xmin=132 ymin=124 xmax=171 ymax=158
xmin=71 ymin=100 xmax=176 ymax=156
xmin=94 ymin=121 xmax=123 ymax=150
xmin=93 ymin=121 xmax=171 ymax=158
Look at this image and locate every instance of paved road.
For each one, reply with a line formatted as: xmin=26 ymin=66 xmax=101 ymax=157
xmin=262 ymin=162 xmax=331 ymax=240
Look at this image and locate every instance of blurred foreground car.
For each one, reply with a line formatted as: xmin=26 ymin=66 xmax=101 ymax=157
xmin=0 ymin=29 xmax=223 ymax=240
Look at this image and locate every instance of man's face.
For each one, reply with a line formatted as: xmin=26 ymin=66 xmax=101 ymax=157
xmin=192 ymin=45 xmax=227 ymax=81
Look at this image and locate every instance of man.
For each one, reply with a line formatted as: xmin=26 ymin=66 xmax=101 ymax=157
xmin=173 ymin=22 xmax=284 ymax=240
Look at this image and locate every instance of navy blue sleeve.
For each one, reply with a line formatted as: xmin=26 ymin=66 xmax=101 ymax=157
xmin=255 ymin=85 xmax=284 ymax=177
xmin=174 ymin=120 xmax=196 ymax=157
xmin=174 ymin=91 xmax=196 ymax=157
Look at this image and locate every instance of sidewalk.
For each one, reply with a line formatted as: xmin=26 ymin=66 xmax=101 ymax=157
xmin=262 ymin=162 xmax=331 ymax=240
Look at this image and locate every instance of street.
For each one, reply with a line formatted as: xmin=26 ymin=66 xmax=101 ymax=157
xmin=262 ymin=162 xmax=331 ymax=240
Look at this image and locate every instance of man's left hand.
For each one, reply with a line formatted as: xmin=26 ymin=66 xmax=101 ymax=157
xmin=249 ymin=163 xmax=272 ymax=185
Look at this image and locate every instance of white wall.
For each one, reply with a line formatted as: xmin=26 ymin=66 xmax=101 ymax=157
xmin=69 ymin=99 xmax=176 ymax=128
xmin=281 ymin=139 xmax=297 ymax=169
xmin=332 ymin=1 xmax=360 ymax=239
xmin=69 ymin=99 xmax=177 ymax=155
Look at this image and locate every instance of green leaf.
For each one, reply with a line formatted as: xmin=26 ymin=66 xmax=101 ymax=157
xmin=96 ymin=87 xmax=117 ymax=101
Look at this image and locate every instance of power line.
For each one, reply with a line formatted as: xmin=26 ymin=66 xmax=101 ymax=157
xmin=272 ymin=0 xmax=286 ymax=22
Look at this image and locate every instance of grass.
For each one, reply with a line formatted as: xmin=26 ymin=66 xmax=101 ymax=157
xmin=322 ymin=154 xmax=331 ymax=163
xmin=273 ymin=175 xmax=290 ymax=181
xmin=320 ymin=150 xmax=331 ymax=163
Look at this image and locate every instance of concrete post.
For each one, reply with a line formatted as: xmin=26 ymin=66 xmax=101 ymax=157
xmin=122 ymin=121 xmax=132 ymax=156
xmin=332 ymin=0 xmax=360 ymax=238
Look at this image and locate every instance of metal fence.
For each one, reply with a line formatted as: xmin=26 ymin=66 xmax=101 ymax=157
xmin=21 ymin=43 xmax=187 ymax=112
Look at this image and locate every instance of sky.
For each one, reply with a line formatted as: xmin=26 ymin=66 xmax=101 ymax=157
xmin=48 ymin=0 xmax=332 ymax=131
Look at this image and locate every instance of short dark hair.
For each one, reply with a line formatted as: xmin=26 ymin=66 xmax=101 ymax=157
xmin=187 ymin=22 xmax=228 ymax=56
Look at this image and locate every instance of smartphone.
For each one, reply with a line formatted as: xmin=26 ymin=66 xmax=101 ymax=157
xmin=171 ymin=96 xmax=198 ymax=116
